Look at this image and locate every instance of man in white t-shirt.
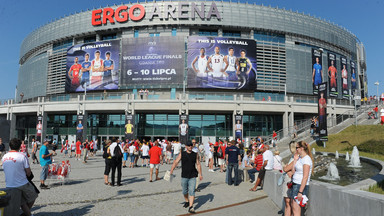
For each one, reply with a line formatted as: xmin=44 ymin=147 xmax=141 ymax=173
xmin=250 ymin=145 xmax=274 ymax=191
xmin=2 ymin=138 xmax=38 ymax=216
xmin=140 ymin=142 xmax=150 ymax=167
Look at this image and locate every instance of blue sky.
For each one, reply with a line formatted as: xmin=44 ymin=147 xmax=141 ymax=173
xmin=0 ymin=0 xmax=382 ymax=99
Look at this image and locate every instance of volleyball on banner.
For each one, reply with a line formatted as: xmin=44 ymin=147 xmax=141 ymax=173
xmin=317 ymin=82 xmax=328 ymax=141
xmin=179 ymin=115 xmax=189 ymax=145
xmin=66 ymin=40 xmax=120 ymax=92
xmin=187 ymin=36 xmax=257 ymax=90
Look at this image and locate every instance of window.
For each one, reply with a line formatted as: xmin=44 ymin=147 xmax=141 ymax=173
xmin=149 ymin=33 xmax=160 ymax=37
xmin=101 ymin=34 xmax=116 ymax=41
xmin=223 ymin=30 xmax=241 ymax=38
xmin=134 ymin=30 xmax=139 ymax=38
xmin=84 ymin=36 xmax=96 ymax=43
xmin=254 ymin=31 xmax=285 ymax=43
xmin=52 ymin=39 xmax=73 ymax=51
xmin=172 ymin=28 xmax=177 ymax=36
xmin=198 ymin=29 xmax=218 ymax=36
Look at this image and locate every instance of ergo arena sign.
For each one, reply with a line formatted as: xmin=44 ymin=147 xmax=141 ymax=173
xmin=92 ymin=2 xmax=221 ymax=26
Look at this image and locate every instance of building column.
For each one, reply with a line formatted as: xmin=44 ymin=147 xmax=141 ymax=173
xmin=283 ymin=111 xmax=289 ymax=137
xmin=9 ymin=114 xmax=16 ymax=140
xmin=41 ymin=114 xmax=48 ymax=142
xmin=288 ymin=111 xmax=295 ymax=134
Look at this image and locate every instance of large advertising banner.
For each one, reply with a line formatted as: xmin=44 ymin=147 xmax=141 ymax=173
xmin=76 ymin=115 xmax=84 ymax=143
xmin=318 ymin=82 xmax=328 ymax=141
xmin=121 ymin=36 xmax=185 ymax=86
xmin=66 ymin=40 xmax=120 ymax=92
xmin=36 ymin=115 xmax=43 ymax=143
xmin=187 ymin=36 xmax=257 ymax=90
xmin=340 ymin=57 xmax=349 ymax=99
xmin=125 ymin=114 xmax=135 ymax=141
xmin=327 ymin=53 xmax=338 ymax=97
xmin=179 ymin=115 xmax=189 ymax=145
xmin=350 ymin=61 xmax=357 ymax=94
xmin=312 ymin=48 xmax=323 ymax=95
xmin=234 ymin=115 xmax=243 ymax=141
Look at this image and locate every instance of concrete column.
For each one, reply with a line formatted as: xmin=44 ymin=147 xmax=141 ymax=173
xmin=9 ymin=114 xmax=16 ymax=140
xmin=283 ymin=111 xmax=289 ymax=137
xmin=288 ymin=111 xmax=295 ymax=134
xmin=218 ymin=28 xmax=223 ymax=37
xmin=82 ymin=111 xmax=88 ymax=141
xmin=41 ymin=114 xmax=48 ymax=142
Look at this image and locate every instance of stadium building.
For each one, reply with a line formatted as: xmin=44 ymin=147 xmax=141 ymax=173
xmin=0 ymin=1 xmax=367 ymax=144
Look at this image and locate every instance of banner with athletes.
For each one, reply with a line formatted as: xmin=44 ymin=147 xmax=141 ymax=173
xmin=340 ymin=57 xmax=349 ymax=99
xmin=179 ymin=115 xmax=189 ymax=145
xmin=234 ymin=115 xmax=243 ymax=141
xmin=36 ymin=115 xmax=43 ymax=143
xmin=121 ymin=36 xmax=185 ymax=86
xmin=312 ymin=48 xmax=323 ymax=95
xmin=350 ymin=61 xmax=357 ymax=94
xmin=76 ymin=115 xmax=85 ymax=143
xmin=327 ymin=53 xmax=338 ymax=97
xmin=187 ymin=36 xmax=257 ymax=90
xmin=124 ymin=114 xmax=135 ymax=141
xmin=66 ymin=40 xmax=120 ymax=92
xmin=317 ymin=82 xmax=328 ymax=141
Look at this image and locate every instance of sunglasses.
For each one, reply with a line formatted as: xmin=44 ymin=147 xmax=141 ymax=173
xmin=296 ymin=146 xmax=301 ymax=149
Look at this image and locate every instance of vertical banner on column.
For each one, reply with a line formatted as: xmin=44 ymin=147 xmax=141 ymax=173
xmin=76 ymin=115 xmax=84 ymax=143
xmin=234 ymin=115 xmax=243 ymax=141
xmin=125 ymin=114 xmax=135 ymax=141
xmin=36 ymin=115 xmax=43 ymax=143
xmin=350 ymin=61 xmax=357 ymax=95
xmin=341 ymin=57 xmax=349 ymax=99
xmin=328 ymin=53 xmax=338 ymax=97
xmin=318 ymin=82 xmax=328 ymax=141
xmin=179 ymin=115 xmax=189 ymax=145
xmin=312 ymin=48 xmax=323 ymax=95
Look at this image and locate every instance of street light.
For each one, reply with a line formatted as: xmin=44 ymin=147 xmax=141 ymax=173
xmin=374 ymin=81 xmax=379 ymax=104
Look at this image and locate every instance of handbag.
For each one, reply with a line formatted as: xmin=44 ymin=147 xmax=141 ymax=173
xmin=277 ymin=172 xmax=286 ymax=186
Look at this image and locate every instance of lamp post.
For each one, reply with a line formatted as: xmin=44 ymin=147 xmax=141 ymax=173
xmin=374 ymin=81 xmax=379 ymax=104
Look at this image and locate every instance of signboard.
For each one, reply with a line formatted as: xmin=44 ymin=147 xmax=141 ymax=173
xmin=187 ymin=36 xmax=257 ymax=90
xmin=121 ymin=36 xmax=185 ymax=87
xmin=327 ymin=53 xmax=338 ymax=97
xmin=351 ymin=61 xmax=357 ymax=93
xmin=179 ymin=115 xmax=189 ymax=145
xmin=66 ymin=40 xmax=120 ymax=92
xmin=36 ymin=115 xmax=43 ymax=143
xmin=340 ymin=57 xmax=349 ymax=99
xmin=318 ymin=82 xmax=328 ymax=141
xmin=76 ymin=115 xmax=84 ymax=143
xmin=125 ymin=114 xmax=135 ymax=141
xmin=234 ymin=115 xmax=243 ymax=141
xmin=312 ymin=48 xmax=323 ymax=95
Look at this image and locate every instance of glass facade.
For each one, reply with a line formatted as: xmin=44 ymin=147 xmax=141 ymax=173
xmin=84 ymin=36 xmax=96 ymax=43
xmin=149 ymin=33 xmax=160 ymax=37
xmin=223 ymin=30 xmax=241 ymax=38
xmin=198 ymin=30 xmax=218 ymax=36
xmin=52 ymin=39 xmax=72 ymax=51
xmin=101 ymin=34 xmax=117 ymax=40
xmin=243 ymin=114 xmax=283 ymax=137
xmin=254 ymin=31 xmax=285 ymax=43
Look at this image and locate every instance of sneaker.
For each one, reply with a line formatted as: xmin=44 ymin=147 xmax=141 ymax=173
xmin=40 ymin=184 xmax=50 ymax=189
xmin=188 ymin=206 xmax=195 ymax=213
xmin=183 ymin=202 xmax=189 ymax=208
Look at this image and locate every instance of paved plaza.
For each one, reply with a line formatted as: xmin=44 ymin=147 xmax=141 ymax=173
xmin=0 ymin=152 xmax=280 ymax=216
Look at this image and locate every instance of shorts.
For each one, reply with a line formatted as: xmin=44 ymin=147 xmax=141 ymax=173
xmin=130 ymin=154 xmax=136 ymax=163
xmin=52 ymin=146 xmax=57 ymax=151
xmin=289 ymin=183 xmax=309 ymax=199
xmin=258 ymin=169 xmax=266 ymax=180
xmin=71 ymin=149 xmax=75 ymax=152
xmin=141 ymin=155 xmax=150 ymax=159
xmin=90 ymin=149 xmax=94 ymax=153
xmin=123 ymin=152 xmax=129 ymax=161
xmin=150 ymin=164 xmax=160 ymax=169
xmin=181 ymin=177 xmax=197 ymax=196
xmin=64 ymin=150 xmax=68 ymax=155
xmin=173 ymin=153 xmax=180 ymax=161
xmin=31 ymin=153 xmax=37 ymax=160
xmin=17 ymin=182 xmax=38 ymax=205
xmin=314 ymin=78 xmax=322 ymax=86
xmin=104 ymin=159 xmax=111 ymax=175
xmin=76 ymin=149 xmax=81 ymax=155
xmin=207 ymin=153 xmax=213 ymax=159
xmin=166 ymin=152 xmax=172 ymax=160
xmin=218 ymin=158 xmax=225 ymax=166
xmin=40 ymin=165 xmax=49 ymax=181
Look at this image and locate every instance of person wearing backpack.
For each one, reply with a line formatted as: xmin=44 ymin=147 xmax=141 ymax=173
xmin=108 ymin=138 xmax=124 ymax=186
xmin=217 ymin=141 xmax=226 ymax=173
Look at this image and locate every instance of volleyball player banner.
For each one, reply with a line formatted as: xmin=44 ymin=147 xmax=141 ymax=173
xmin=327 ymin=53 xmax=338 ymax=97
xmin=187 ymin=36 xmax=257 ymax=90
xmin=312 ymin=48 xmax=323 ymax=95
xmin=125 ymin=114 xmax=135 ymax=141
xmin=340 ymin=57 xmax=350 ymax=99
xmin=121 ymin=36 xmax=185 ymax=86
xmin=317 ymin=82 xmax=328 ymax=141
xmin=234 ymin=115 xmax=243 ymax=141
xmin=76 ymin=115 xmax=84 ymax=143
xmin=350 ymin=61 xmax=357 ymax=94
xmin=36 ymin=115 xmax=43 ymax=143
xmin=66 ymin=40 xmax=120 ymax=92
xmin=179 ymin=115 xmax=189 ymax=145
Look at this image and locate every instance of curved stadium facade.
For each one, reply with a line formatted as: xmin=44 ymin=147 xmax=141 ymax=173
xmin=0 ymin=1 xmax=367 ymax=144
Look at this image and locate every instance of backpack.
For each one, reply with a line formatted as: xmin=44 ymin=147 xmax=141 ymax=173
xmin=113 ymin=145 xmax=123 ymax=160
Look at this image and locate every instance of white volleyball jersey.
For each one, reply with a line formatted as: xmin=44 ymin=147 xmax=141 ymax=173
xmin=211 ymin=54 xmax=224 ymax=77
xmin=180 ymin=124 xmax=187 ymax=135
xmin=197 ymin=55 xmax=208 ymax=77
xmin=227 ymin=55 xmax=237 ymax=72
xmin=92 ymin=59 xmax=103 ymax=76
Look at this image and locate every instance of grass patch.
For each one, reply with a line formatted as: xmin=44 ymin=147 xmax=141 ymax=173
xmin=366 ymin=180 xmax=384 ymax=195
xmin=313 ymin=125 xmax=384 ymax=162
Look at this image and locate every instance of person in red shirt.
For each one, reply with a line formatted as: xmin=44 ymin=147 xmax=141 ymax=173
xmin=272 ymin=130 xmax=278 ymax=148
xmin=373 ymin=106 xmax=379 ymax=119
xmin=68 ymin=57 xmax=82 ymax=90
xmin=148 ymin=141 xmax=163 ymax=182
xmin=76 ymin=139 xmax=82 ymax=160
xmin=217 ymin=142 xmax=226 ymax=172
xmin=247 ymin=149 xmax=264 ymax=183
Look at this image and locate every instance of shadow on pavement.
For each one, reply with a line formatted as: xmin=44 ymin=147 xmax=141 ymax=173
xmin=197 ymin=182 xmax=211 ymax=191
xmin=194 ymin=193 xmax=214 ymax=210
xmin=121 ymin=177 xmax=145 ymax=184
xmin=49 ymin=179 xmax=88 ymax=188
xmin=34 ymin=204 xmax=94 ymax=216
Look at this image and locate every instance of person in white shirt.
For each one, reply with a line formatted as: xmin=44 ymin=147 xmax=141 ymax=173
xmin=273 ymin=151 xmax=283 ymax=170
xmin=250 ymin=145 xmax=274 ymax=191
xmin=380 ymin=108 xmax=384 ymax=125
xmin=2 ymin=138 xmax=38 ymax=216
xmin=128 ymin=144 xmax=136 ymax=168
xmin=172 ymin=141 xmax=182 ymax=161
xmin=284 ymin=141 xmax=313 ymax=216
xmin=140 ymin=142 xmax=150 ymax=167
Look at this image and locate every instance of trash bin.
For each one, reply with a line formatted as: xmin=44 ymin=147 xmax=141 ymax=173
xmin=0 ymin=191 xmax=10 ymax=216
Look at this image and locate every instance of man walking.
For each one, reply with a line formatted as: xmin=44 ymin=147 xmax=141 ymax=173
xmin=39 ymin=140 xmax=53 ymax=189
xmin=148 ymin=141 xmax=162 ymax=182
xmin=170 ymin=140 xmax=203 ymax=213
xmin=108 ymin=138 xmax=123 ymax=186
xmin=225 ymin=140 xmax=241 ymax=186
xmin=31 ymin=138 xmax=39 ymax=164
xmin=2 ymin=138 xmax=38 ymax=216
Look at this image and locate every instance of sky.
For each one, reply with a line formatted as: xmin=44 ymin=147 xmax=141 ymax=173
xmin=0 ymin=0 xmax=383 ymax=99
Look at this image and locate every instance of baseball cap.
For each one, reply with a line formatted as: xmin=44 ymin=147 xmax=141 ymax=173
xmin=186 ymin=140 xmax=193 ymax=146
xmin=258 ymin=144 xmax=265 ymax=150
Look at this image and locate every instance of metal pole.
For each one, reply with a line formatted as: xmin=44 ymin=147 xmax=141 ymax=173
xmin=183 ymin=80 xmax=186 ymax=99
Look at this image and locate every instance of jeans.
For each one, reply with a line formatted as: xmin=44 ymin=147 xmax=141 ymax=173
xmin=181 ymin=177 xmax=197 ymax=196
xmin=247 ymin=168 xmax=259 ymax=182
xmin=227 ymin=162 xmax=239 ymax=185
xmin=111 ymin=158 xmax=122 ymax=185
xmin=40 ymin=165 xmax=49 ymax=181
